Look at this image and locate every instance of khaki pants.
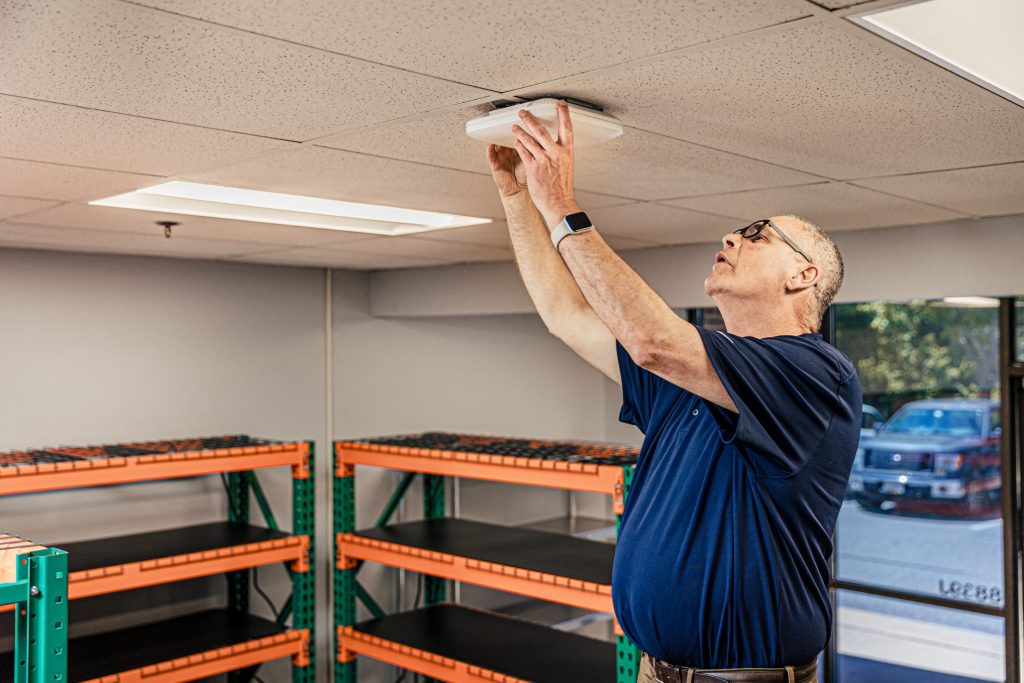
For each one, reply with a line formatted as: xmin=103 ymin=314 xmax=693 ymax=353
xmin=637 ymin=653 xmax=819 ymax=683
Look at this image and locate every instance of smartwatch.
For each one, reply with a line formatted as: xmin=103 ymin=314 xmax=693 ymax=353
xmin=550 ymin=211 xmax=593 ymax=249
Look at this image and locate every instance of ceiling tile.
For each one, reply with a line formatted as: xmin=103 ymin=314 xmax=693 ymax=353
xmin=319 ymin=105 xmax=494 ymax=175
xmin=602 ymin=235 xmax=663 ymax=251
xmin=665 ymin=182 xmax=968 ymax=231
xmin=0 ymin=196 xmax=58 ymax=221
xmin=0 ymin=95 xmax=291 ymax=175
xmin=324 ymin=109 xmax=822 ymax=200
xmin=525 ymin=20 xmax=1024 ymax=179
xmin=413 ymin=221 xmax=512 ymax=249
xmin=0 ymin=222 xmax=264 ymax=259
xmin=589 ymin=202 xmax=739 ymax=245
xmin=417 ymin=218 xmax=659 ymax=253
xmin=130 ymin=0 xmax=812 ymax=92
xmin=808 ymin=0 xmax=877 ymax=8
xmin=852 ymin=163 xmax=1024 ymax=217
xmin=573 ymin=129 xmax=822 ymax=200
xmin=0 ymin=0 xmax=490 ymax=141
xmin=14 ymin=203 xmax=374 ymax=248
xmin=0 ymin=158 xmax=159 ymax=202
xmin=233 ymin=247 xmax=443 ymax=270
xmin=324 ymin=235 xmax=513 ymax=264
xmin=187 ymin=145 xmax=627 ymax=221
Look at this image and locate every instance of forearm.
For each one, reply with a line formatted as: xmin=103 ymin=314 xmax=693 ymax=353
xmin=502 ymin=192 xmax=589 ymax=330
xmin=556 ymin=228 xmax=687 ymax=357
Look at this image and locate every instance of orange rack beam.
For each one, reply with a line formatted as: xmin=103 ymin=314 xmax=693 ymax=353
xmin=85 ymin=628 xmax=310 ymax=683
xmin=336 ymin=440 xmax=630 ymax=513
xmin=0 ymin=440 xmax=309 ymax=496
xmin=68 ymin=534 xmax=310 ymax=601
xmin=338 ymin=626 xmax=527 ymax=683
xmin=0 ymin=533 xmax=309 ymax=614
xmin=337 ymin=532 xmax=611 ymax=614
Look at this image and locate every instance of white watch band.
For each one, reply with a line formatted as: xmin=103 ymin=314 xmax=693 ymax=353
xmin=550 ymin=220 xmax=592 ymax=250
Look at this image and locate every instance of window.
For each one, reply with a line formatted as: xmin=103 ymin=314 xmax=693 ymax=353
xmin=834 ymin=299 xmax=1003 ymax=680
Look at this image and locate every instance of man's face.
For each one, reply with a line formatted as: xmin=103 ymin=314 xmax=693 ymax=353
xmin=704 ymin=216 xmax=809 ymax=301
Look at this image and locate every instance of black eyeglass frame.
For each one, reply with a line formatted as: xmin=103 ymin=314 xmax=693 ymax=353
xmin=734 ymin=219 xmax=814 ymax=264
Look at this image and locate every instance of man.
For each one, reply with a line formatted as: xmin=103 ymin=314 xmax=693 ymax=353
xmin=487 ymin=101 xmax=861 ymax=683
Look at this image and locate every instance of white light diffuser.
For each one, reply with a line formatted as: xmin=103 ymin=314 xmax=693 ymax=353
xmin=90 ymin=181 xmax=491 ymax=236
xmin=854 ymin=0 xmax=1024 ymax=107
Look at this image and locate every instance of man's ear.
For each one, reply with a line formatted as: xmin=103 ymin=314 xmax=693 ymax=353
xmin=786 ymin=263 xmax=819 ymax=292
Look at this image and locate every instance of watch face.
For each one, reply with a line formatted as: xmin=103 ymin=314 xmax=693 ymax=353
xmin=564 ymin=212 xmax=592 ymax=232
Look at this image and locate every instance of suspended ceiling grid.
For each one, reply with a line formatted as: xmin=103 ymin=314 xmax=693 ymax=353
xmin=0 ymin=0 xmax=1021 ymax=269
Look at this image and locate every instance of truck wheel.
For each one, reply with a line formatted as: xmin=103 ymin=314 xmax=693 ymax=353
xmin=855 ymin=496 xmax=884 ymax=513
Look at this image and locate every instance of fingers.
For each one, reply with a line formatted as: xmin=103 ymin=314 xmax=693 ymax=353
xmin=513 ymin=139 xmax=535 ymax=164
xmin=511 ymin=124 xmax=545 ymax=160
xmin=488 ymin=143 xmax=517 ymax=168
xmin=517 ymin=110 xmax=556 ymax=149
xmin=557 ymin=101 xmax=574 ymax=147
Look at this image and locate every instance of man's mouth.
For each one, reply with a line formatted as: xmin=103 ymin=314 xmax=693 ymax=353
xmin=715 ymin=252 xmax=730 ymax=267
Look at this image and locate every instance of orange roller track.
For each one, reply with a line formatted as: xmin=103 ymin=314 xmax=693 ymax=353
xmin=337 ymin=532 xmax=612 ymax=614
xmin=84 ymin=628 xmax=310 ymax=683
xmin=0 ymin=440 xmax=310 ymax=496
xmin=335 ymin=440 xmax=629 ymax=513
xmin=338 ymin=626 xmax=528 ymax=683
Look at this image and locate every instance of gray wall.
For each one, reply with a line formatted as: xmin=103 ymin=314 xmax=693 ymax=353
xmin=369 ymin=214 xmax=1024 ymax=317
xmin=331 ymin=269 xmax=629 ymax=680
xmin=0 ymin=249 xmax=329 ymax=679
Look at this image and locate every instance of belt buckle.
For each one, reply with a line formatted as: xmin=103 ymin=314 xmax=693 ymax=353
xmin=654 ymin=661 xmax=691 ymax=683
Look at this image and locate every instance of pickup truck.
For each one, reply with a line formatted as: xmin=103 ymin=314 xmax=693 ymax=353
xmin=848 ymin=398 xmax=1001 ymax=517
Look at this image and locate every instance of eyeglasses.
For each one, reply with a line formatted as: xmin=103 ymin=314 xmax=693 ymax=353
xmin=733 ymin=219 xmax=813 ymax=263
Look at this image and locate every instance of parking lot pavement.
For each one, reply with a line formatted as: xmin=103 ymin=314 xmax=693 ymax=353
xmin=837 ymin=500 xmax=1003 ymax=610
xmin=834 ymin=501 xmax=1004 ymax=680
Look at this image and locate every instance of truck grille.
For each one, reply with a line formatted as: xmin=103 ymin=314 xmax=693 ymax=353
xmin=865 ymin=450 xmax=933 ymax=471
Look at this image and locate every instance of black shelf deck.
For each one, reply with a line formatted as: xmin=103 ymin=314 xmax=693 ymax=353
xmin=350 ymin=603 xmax=617 ymax=682
xmin=354 ymin=517 xmax=614 ymax=585
xmin=56 ymin=521 xmax=292 ymax=573
xmin=0 ymin=609 xmax=285 ymax=682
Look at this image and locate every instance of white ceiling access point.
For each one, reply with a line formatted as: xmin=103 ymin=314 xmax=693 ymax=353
xmin=466 ymin=99 xmax=623 ymax=149
xmin=91 ymin=182 xmax=491 ymax=236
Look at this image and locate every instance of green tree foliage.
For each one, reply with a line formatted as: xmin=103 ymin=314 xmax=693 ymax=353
xmin=835 ymin=301 xmax=999 ymax=417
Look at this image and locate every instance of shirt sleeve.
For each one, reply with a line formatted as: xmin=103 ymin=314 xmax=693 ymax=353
xmin=695 ymin=326 xmax=849 ymax=477
xmin=617 ymin=341 xmax=672 ymax=435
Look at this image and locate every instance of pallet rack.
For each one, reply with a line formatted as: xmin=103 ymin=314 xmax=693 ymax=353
xmin=334 ymin=432 xmax=639 ymax=683
xmin=1 ymin=534 xmax=68 ymax=683
xmin=0 ymin=435 xmax=315 ymax=682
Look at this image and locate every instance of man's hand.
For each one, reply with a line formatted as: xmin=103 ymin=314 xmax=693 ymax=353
xmin=511 ymin=101 xmax=580 ymax=229
xmin=486 ymin=143 xmax=528 ymax=199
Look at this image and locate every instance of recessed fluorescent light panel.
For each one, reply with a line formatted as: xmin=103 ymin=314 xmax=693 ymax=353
xmin=91 ymin=181 xmax=491 ymax=236
xmin=853 ymin=0 xmax=1024 ymax=107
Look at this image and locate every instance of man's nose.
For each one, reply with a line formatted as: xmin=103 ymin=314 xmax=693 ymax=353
xmin=722 ymin=232 xmax=739 ymax=249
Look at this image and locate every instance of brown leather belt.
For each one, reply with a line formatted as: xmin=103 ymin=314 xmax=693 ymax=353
xmin=646 ymin=653 xmax=817 ymax=683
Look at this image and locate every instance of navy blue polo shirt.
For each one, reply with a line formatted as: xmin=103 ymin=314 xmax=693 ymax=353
xmin=612 ymin=326 xmax=861 ymax=668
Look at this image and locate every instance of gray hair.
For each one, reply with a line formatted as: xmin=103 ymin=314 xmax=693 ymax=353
xmin=779 ymin=215 xmax=844 ymax=331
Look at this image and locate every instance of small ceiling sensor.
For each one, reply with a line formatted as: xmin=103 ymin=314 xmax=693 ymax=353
xmin=466 ymin=97 xmax=623 ymax=149
xmin=156 ymin=220 xmax=178 ymax=239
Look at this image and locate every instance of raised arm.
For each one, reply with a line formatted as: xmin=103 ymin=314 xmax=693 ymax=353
xmin=508 ymin=102 xmax=736 ymax=412
xmin=487 ymin=144 xmax=619 ymax=383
